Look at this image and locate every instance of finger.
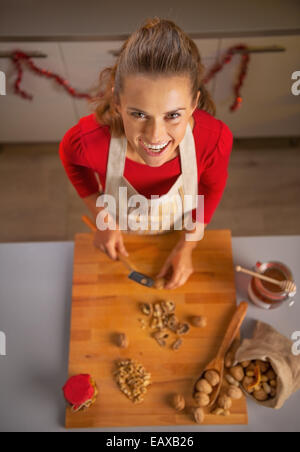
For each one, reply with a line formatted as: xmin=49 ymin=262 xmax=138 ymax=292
xmin=164 ymin=269 xmax=181 ymax=289
xmin=165 ymin=271 xmax=187 ymax=290
xmin=166 ymin=270 xmax=193 ymax=290
xmin=156 ymin=261 xmax=171 ymax=279
xmin=116 ymin=239 xmax=129 ymax=257
xmin=105 ymin=242 xmax=118 ymax=260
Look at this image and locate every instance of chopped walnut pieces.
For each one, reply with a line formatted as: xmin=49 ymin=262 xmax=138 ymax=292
xmin=114 ymin=359 xmax=152 ymax=404
xmin=139 ymin=299 xmax=191 ymax=350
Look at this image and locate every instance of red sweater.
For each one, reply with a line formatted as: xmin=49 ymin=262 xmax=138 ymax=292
xmin=59 ymin=109 xmax=233 ymax=224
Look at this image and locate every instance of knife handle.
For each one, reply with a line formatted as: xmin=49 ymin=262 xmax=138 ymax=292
xmin=82 ymin=215 xmax=97 ymax=232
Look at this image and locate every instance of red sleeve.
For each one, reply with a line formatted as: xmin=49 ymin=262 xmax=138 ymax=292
xmin=193 ymin=121 xmax=233 ymax=224
xmin=59 ymin=124 xmax=100 ymax=198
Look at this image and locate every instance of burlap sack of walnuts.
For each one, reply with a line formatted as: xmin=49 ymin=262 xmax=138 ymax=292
xmin=233 ymin=320 xmax=300 ymax=409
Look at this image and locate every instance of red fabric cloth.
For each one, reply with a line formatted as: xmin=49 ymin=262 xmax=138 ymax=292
xmin=59 ymin=109 xmax=233 ymax=224
xmin=62 ymin=374 xmax=95 ymax=409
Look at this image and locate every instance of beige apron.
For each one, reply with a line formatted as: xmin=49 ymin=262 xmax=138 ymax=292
xmin=104 ymin=121 xmax=198 ymax=235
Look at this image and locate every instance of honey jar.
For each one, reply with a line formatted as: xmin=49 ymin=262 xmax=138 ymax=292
xmin=248 ymin=261 xmax=296 ymax=309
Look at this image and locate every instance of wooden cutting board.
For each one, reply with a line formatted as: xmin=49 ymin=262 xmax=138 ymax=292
xmin=65 ymin=229 xmax=248 ymax=428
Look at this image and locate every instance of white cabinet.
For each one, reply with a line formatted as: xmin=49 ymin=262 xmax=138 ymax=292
xmin=60 ymin=41 xmax=125 ymax=120
xmin=0 ymin=42 xmax=77 ymax=142
xmin=213 ymin=36 xmax=300 ymax=137
xmin=194 ymin=39 xmax=220 ymax=97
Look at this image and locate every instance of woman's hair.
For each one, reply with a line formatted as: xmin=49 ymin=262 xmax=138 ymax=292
xmin=90 ymin=16 xmax=216 ymax=137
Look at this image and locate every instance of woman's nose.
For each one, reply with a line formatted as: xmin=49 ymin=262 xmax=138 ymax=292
xmin=144 ymin=120 xmax=168 ymax=143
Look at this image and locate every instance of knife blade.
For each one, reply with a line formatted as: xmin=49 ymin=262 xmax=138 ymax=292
xmin=81 ymin=215 xmax=155 ymax=288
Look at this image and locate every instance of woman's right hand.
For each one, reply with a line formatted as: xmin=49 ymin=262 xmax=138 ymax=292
xmin=93 ymin=228 xmax=129 ymax=261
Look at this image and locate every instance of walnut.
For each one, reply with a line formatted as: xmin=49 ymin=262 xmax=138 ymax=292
xmin=155 ymin=278 xmax=166 ymax=290
xmin=116 ymin=333 xmax=129 ymax=348
xmin=167 ymin=314 xmax=179 ymax=332
xmin=153 ymin=303 xmax=163 ymax=317
xmin=193 ymin=407 xmax=205 ymax=424
xmin=176 ymin=323 xmax=190 ymax=335
xmin=194 ymin=391 xmax=210 ymax=407
xmin=217 ymin=394 xmax=232 ymax=410
xmin=242 ymin=376 xmax=255 ymax=394
xmin=204 ymin=370 xmax=220 ymax=387
xmin=256 ymin=360 xmax=270 ymax=374
xmin=266 ymin=369 xmax=276 ymax=380
xmin=227 ymin=386 xmax=243 ymax=400
xmin=140 ymin=303 xmax=153 ymax=316
xmin=190 ymin=316 xmax=207 ymax=328
xmin=241 ymin=360 xmax=251 ymax=368
xmin=171 ymin=338 xmax=183 ymax=350
xmin=172 ymin=394 xmax=185 ymax=411
xmin=253 ymin=388 xmax=268 ymax=401
xmin=152 ymin=330 xmax=169 ymax=347
xmin=229 ymin=365 xmax=245 ymax=382
xmin=195 ymin=379 xmax=213 ymax=394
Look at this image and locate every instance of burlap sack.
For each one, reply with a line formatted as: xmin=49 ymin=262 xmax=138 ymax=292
xmin=234 ymin=321 xmax=300 ymax=409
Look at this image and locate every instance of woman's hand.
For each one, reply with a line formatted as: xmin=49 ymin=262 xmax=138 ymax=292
xmin=156 ymin=241 xmax=195 ymax=290
xmin=93 ymin=229 xmax=129 ymax=261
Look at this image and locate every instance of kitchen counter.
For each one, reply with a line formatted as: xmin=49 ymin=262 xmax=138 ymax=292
xmin=0 ymin=234 xmax=299 ymax=432
xmin=0 ymin=0 xmax=299 ymax=39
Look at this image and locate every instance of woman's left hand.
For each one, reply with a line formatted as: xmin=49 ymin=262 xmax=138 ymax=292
xmin=156 ymin=241 xmax=195 ymax=290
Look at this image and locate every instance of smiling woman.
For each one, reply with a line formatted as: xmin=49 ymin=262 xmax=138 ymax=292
xmin=59 ymin=16 xmax=233 ymax=290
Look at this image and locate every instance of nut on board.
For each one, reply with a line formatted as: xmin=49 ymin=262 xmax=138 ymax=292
xmin=190 ymin=316 xmax=207 ymax=328
xmin=171 ymin=338 xmax=183 ymax=351
xmin=172 ymin=393 xmax=185 ymax=411
xmin=193 ymin=407 xmax=205 ymax=424
xmin=140 ymin=302 xmax=153 ymax=316
xmin=154 ymin=278 xmax=166 ymax=290
xmin=116 ymin=333 xmax=129 ymax=348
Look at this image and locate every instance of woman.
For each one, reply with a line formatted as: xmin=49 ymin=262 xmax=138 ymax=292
xmin=59 ymin=17 xmax=233 ymax=290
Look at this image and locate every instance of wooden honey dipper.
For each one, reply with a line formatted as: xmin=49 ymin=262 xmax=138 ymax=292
xmin=236 ymin=265 xmax=296 ymax=294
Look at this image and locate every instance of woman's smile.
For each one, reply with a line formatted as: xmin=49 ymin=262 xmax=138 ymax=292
xmin=139 ymin=138 xmax=172 ymax=158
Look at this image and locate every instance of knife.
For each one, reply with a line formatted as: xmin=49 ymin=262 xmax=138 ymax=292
xmin=81 ymin=215 xmax=155 ymax=288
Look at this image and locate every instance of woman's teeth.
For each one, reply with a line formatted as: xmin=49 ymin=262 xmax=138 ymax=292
xmin=141 ymin=139 xmax=171 ymax=155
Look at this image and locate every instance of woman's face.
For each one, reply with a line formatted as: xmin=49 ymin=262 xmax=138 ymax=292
xmin=115 ymin=75 xmax=200 ymax=167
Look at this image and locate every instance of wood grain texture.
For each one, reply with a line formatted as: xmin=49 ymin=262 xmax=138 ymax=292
xmin=65 ymin=230 xmax=248 ymax=428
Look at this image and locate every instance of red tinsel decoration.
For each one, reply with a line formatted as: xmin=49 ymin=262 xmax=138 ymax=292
xmin=11 ymin=50 xmax=91 ymax=101
xmin=203 ymin=44 xmax=250 ymax=112
xmin=10 ymin=46 xmax=250 ymax=112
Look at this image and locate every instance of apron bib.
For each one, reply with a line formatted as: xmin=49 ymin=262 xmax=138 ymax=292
xmin=104 ymin=121 xmax=198 ymax=235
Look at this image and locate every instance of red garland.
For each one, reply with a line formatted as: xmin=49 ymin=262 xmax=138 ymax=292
xmin=10 ymin=46 xmax=250 ymax=112
xmin=203 ymin=44 xmax=250 ymax=112
xmin=11 ymin=50 xmax=91 ymax=101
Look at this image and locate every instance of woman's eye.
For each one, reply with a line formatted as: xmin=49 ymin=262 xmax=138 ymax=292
xmin=168 ymin=112 xmax=180 ymax=119
xmin=131 ymin=112 xmax=181 ymax=120
xmin=131 ymin=112 xmax=146 ymax=119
